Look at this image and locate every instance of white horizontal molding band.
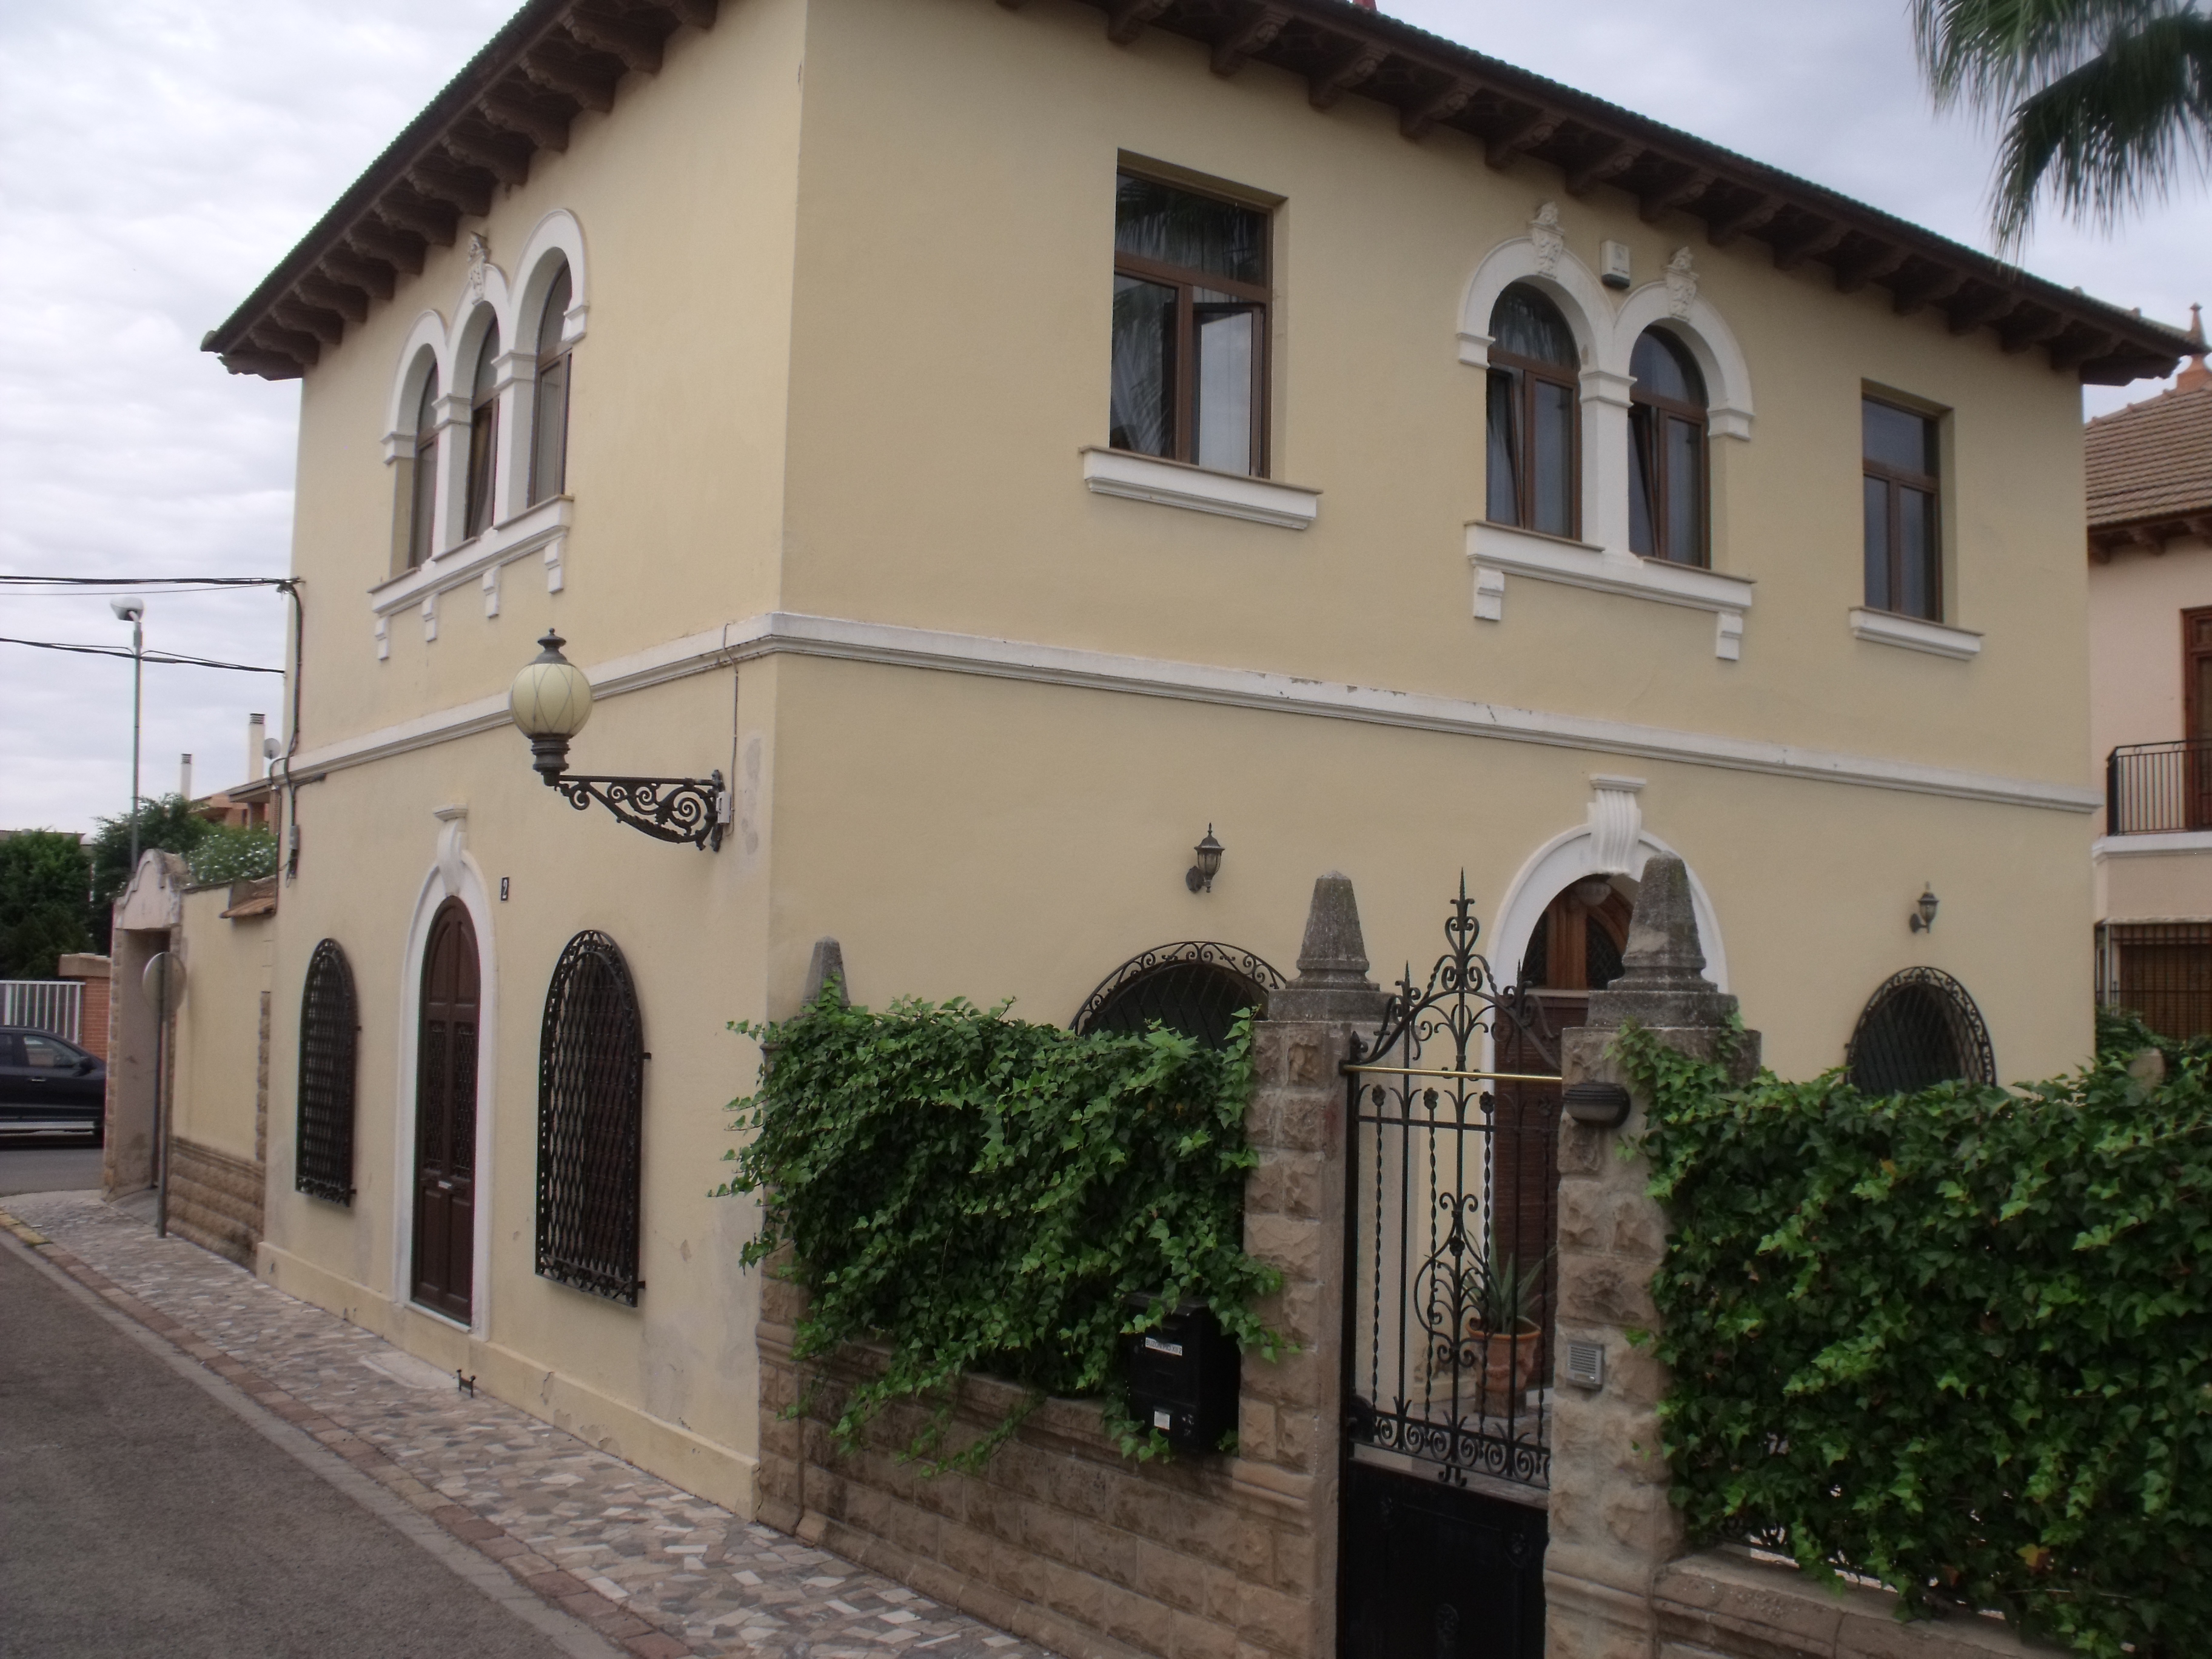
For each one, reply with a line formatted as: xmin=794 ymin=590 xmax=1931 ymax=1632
xmin=2093 ymin=830 xmax=2212 ymax=859
xmin=1467 ymin=522 xmax=1755 ymax=662
xmin=1079 ymin=447 xmax=1320 ymax=530
xmin=367 ymin=497 xmax=572 ymax=620
xmin=1847 ymin=606 xmax=1983 ymax=661
xmin=289 ymin=611 xmax=2097 ymax=813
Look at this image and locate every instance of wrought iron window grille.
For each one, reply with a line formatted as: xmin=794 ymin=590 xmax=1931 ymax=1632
xmin=1844 ymin=965 xmax=1995 ymax=1095
xmin=295 ymin=938 xmax=359 ymax=1205
xmin=535 ymin=930 xmax=646 ymax=1306
xmin=1072 ymin=940 xmax=1287 ymax=1049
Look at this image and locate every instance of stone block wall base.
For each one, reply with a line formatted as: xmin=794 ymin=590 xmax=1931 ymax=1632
xmin=167 ymin=1136 xmax=264 ymax=1267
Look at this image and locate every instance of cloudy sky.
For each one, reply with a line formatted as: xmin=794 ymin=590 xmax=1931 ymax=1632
xmin=3 ymin=0 xmax=2207 ymax=835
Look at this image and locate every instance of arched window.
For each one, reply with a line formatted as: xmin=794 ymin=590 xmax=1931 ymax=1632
xmin=407 ymin=368 xmax=440 ymax=569
xmin=1628 ymin=329 xmax=1708 ymax=565
xmin=529 ymin=264 xmax=573 ymax=506
xmin=1485 ymin=284 xmax=1579 ymax=538
xmin=464 ymin=321 xmax=501 ymax=539
xmin=537 ymin=930 xmax=645 ymax=1305
xmin=295 ymin=939 xmax=358 ymax=1205
xmin=1846 ymin=968 xmax=1995 ymax=1095
xmin=1073 ymin=942 xmax=1286 ymax=1050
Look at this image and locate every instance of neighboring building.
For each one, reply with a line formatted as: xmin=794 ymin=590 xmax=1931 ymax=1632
xmin=183 ymin=0 xmax=2180 ymax=1587
xmin=191 ymin=713 xmax=278 ymax=831
xmin=2090 ymin=309 xmax=2212 ymax=1038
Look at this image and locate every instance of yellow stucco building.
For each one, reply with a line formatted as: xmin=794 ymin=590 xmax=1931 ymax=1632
xmin=185 ymin=0 xmax=2182 ymax=1523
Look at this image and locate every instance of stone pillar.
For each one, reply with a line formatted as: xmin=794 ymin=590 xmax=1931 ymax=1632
xmin=1547 ymin=854 xmax=1758 ymax=1659
xmin=1251 ymin=873 xmax=1389 ymax=1659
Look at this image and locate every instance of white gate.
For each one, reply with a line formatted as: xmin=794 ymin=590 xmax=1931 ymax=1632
xmin=1 ymin=980 xmax=83 ymax=1043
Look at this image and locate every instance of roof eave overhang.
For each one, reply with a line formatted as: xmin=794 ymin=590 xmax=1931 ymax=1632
xmin=203 ymin=0 xmax=2186 ymax=386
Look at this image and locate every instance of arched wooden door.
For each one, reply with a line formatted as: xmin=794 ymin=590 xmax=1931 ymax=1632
xmin=412 ymin=898 xmax=480 ymax=1321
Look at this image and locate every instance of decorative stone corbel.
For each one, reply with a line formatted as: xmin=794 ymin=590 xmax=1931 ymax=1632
xmin=433 ymin=805 xmax=468 ymax=896
xmin=375 ymin=615 xmax=390 ymax=662
xmin=421 ymin=592 xmax=438 ymax=643
xmin=481 ymin=566 xmax=500 ymax=618
xmin=1586 ymin=776 xmax=1646 ymax=876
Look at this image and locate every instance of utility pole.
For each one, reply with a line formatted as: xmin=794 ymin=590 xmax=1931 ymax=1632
xmin=112 ymin=598 xmax=146 ymax=871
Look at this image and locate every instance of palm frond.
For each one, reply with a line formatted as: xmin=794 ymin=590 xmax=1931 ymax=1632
xmin=1914 ymin=0 xmax=2184 ymax=111
xmin=1989 ymin=11 xmax=2212 ymax=247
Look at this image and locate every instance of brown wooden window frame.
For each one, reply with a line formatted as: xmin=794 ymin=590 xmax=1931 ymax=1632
xmin=464 ymin=322 xmax=501 ymax=541
xmin=529 ymin=264 xmax=574 ymax=508
xmin=1862 ymin=394 xmax=1943 ymax=622
xmin=405 ymin=366 xmax=440 ymax=571
xmin=1627 ymin=332 xmax=1708 ymax=568
xmin=1110 ymin=172 xmax=1272 ymax=479
xmin=1484 ymin=287 xmax=1582 ymax=541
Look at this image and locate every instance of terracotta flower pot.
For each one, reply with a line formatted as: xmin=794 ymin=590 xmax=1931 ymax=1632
xmin=1473 ymin=1320 xmax=1543 ymax=1403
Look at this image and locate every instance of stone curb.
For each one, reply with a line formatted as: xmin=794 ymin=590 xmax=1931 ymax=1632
xmin=0 ymin=1204 xmax=704 ymax=1659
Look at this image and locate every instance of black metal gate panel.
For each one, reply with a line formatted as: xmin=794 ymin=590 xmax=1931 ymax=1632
xmin=1340 ymin=879 xmax=1555 ymax=1658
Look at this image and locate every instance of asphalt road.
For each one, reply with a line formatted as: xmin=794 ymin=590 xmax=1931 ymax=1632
xmin=0 ymin=1138 xmax=104 ymax=1196
xmin=0 ymin=1239 xmax=610 ymax=1659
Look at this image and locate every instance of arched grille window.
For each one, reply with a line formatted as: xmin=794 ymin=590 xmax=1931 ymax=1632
xmin=1485 ymin=283 xmax=1579 ymax=538
xmin=1846 ymin=967 xmax=1995 ymax=1095
xmin=1627 ymin=327 xmax=1708 ymax=566
xmin=464 ymin=320 xmax=501 ymax=538
xmin=295 ymin=939 xmax=358 ymax=1204
xmin=407 ymin=367 xmax=440 ymax=569
xmin=537 ymin=931 xmax=645 ymax=1305
xmin=1073 ymin=942 xmax=1287 ymax=1050
xmin=529 ymin=264 xmax=573 ymax=506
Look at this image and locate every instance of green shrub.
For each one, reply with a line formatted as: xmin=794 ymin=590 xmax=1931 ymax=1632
xmin=186 ymin=823 xmax=278 ymax=886
xmin=1620 ymin=1025 xmax=2212 ymax=1657
xmin=0 ymin=829 xmax=92 ymax=979
xmin=717 ymin=990 xmax=1281 ymax=1470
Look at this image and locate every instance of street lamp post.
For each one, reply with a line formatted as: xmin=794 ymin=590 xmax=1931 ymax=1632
xmin=111 ymin=597 xmax=146 ymax=870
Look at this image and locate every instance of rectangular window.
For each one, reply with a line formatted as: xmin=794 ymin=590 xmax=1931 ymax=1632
xmin=1110 ymin=172 xmax=1270 ymax=477
xmin=1862 ymin=397 xmax=1942 ymax=620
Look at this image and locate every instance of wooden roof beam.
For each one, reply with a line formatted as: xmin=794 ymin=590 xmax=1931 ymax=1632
xmin=1771 ymin=218 xmax=1848 ymax=272
xmin=295 ymin=272 xmax=369 ymax=324
xmin=1890 ymin=267 xmax=1964 ymax=317
xmin=651 ymin=0 xmax=718 ymax=27
xmin=444 ymin=127 xmax=532 ymax=189
xmin=1640 ymin=165 xmax=1714 ymax=224
xmin=1212 ymin=5 xmax=1289 ymax=75
xmin=318 ymin=246 xmax=396 ymax=302
xmin=251 ymin=320 xmax=325 ymax=364
xmin=520 ymin=50 xmax=617 ymax=113
xmin=1564 ymin=137 xmax=1639 ymax=198
xmin=406 ymin=160 xmax=493 ymax=221
xmin=1309 ymin=39 xmax=1386 ymax=110
xmin=1106 ymin=0 xmax=1173 ymax=45
xmin=563 ymin=10 xmax=663 ymax=75
xmin=1703 ymin=192 xmax=1780 ymax=247
xmin=1403 ymin=78 xmax=1479 ymax=142
xmin=1945 ymin=285 xmax=2016 ymax=335
xmin=1999 ymin=306 xmax=2066 ymax=355
xmin=369 ymin=196 xmax=454 ymax=251
xmin=480 ymin=90 xmax=572 ymax=153
xmin=270 ymin=297 xmax=344 ymax=346
xmin=2048 ymin=325 xmax=2117 ymax=371
xmin=1833 ymin=243 xmax=1908 ymax=295
xmin=1484 ymin=106 xmax=1561 ymax=170
xmin=218 ymin=348 xmax=306 ymax=381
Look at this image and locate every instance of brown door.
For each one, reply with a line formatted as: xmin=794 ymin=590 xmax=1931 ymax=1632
xmin=2186 ymin=608 xmax=2212 ymax=830
xmin=412 ymin=898 xmax=479 ymax=1321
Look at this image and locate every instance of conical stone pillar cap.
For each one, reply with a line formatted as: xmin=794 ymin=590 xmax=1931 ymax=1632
xmin=1271 ymin=873 xmax=1388 ymax=1023
xmin=1583 ymin=854 xmax=1736 ymax=1029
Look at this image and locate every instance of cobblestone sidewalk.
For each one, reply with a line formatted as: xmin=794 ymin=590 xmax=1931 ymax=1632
xmin=2 ymin=1191 xmax=1055 ymax=1659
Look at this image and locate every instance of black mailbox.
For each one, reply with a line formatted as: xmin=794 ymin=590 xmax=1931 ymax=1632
xmin=1121 ymin=1296 xmax=1239 ymax=1453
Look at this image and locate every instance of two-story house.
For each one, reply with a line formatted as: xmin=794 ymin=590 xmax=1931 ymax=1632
xmin=2090 ymin=310 xmax=2212 ymax=1038
xmin=188 ymin=0 xmax=2179 ymax=1538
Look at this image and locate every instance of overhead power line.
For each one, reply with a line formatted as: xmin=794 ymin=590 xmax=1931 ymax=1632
xmin=0 ymin=635 xmax=285 ymax=675
xmin=0 ymin=575 xmax=292 ymax=588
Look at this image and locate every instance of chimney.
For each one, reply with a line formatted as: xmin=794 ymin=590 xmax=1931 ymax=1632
xmin=247 ymin=713 xmax=266 ymax=782
xmin=2177 ymin=303 xmax=2208 ymax=394
xmin=179 ymin=753 xmax=194 ymax=801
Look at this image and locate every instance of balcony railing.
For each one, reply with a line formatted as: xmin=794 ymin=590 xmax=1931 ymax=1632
xmin=2106 ymin=739 xmax=2212 ymax=835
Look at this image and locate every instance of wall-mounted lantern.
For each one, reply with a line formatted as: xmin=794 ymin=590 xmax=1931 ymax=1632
xmin=1185 ymin=826 xmax=1224 ymax=894
xmin=1909 ymin=885 xmax=1939 ymax=934
xmin=508 ymin=631 xmax=729 ymax=851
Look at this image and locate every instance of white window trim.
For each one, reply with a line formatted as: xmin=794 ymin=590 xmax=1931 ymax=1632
xmin=1847 ymin=606 xmax=1982 ymax=661
xmin=369 ymin=495 xmax=572 ymax=650
xmin=1467 ymin=521 xmax=1754 ymax=660
xmin=2094 ymin=831 xmax=2212 ymax=859
xmin=1080 ymin=446 xmax=1319 ymax=530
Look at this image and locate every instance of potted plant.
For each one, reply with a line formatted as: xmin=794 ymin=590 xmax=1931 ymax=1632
xmin=1469 ymin=1248 xmax=1549 ymax=1403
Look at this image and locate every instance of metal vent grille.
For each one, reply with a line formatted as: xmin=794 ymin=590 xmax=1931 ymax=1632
xmin=535 ymin=930 xmax=645 ymax=1305
xmin=1845 ymin=967 xmax=1995 ymax=1096
xmin=295 ymin=939 xmax=358 ymax=1204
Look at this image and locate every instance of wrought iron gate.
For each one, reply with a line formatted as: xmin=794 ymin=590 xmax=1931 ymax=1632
xmin=1339 ymin=879 xmax=1558 ymax=1659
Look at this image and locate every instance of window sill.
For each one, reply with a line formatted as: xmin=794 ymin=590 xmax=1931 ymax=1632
xmin=2094 ymin=830 xmax=2212 ymax=858
xmin=1079 ymin=447 xmax=1319 ymax=531
xmin=369 ymin=497 xmax=572 ymax=658
xmin=1847 ymin=607 xmax=1981 ymax=661
xmin=1465 ymin=520 xmax=1754 ymax=660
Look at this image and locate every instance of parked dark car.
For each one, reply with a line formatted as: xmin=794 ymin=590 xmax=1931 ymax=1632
xmin=0 ymin=1027 xmax=106 ymax=1140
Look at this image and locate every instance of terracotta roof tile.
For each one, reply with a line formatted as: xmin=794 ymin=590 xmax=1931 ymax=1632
xmin=2085 ymin=379 xmax=2212 ymax=529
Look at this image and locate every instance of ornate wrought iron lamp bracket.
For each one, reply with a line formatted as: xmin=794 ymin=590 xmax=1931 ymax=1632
xmin=548 ymin=769 xmax=728 ymax=851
